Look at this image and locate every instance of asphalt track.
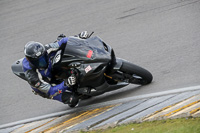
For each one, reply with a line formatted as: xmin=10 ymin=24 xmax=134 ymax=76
xmin=1 ymin=0 xmax=200 ymax=125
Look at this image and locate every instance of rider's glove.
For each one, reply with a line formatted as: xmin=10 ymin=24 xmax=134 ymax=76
xmin=57 ymin=34 xmax=66 ymax=41
xmin=65 ymin=74 xmax=76 ymax=86
xmin=79 ymin=31 xmax=89 ymax=39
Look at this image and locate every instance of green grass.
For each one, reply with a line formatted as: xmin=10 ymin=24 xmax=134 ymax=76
xmin=80 ymin=117 xmax=200 ymax=133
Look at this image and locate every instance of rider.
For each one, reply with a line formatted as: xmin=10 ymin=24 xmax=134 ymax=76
xmin=22 ymin=31 xmax=89 ymax=107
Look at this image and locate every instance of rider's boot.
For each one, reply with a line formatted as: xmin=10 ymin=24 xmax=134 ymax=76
xmin=62 ymin=92 xmax=79 ymax=107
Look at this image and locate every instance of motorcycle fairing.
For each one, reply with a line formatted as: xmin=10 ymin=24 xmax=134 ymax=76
xmin=59 ymin=36 xmax=113 ymax=87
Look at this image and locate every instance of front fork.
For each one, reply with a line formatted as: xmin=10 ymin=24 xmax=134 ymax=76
xmin=105 ymin=58 xmax=129 ymax=82
xmin=107 ymin=58 xmax=145 ymax=84
xmin=106 ymin=58 xmax=142 ymax=84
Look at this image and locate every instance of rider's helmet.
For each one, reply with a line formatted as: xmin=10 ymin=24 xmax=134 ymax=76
xmin=24 ymin=41 xmax=48 ymax=68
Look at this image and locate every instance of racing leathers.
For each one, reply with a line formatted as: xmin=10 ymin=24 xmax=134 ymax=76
xmin=22 ymin=37 xmax=75 ymax=104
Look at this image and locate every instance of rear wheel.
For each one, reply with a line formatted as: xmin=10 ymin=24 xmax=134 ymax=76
xmin=120 ymin=60 xmax=153 ymax=85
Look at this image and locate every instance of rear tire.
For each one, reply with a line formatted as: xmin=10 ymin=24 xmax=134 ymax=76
xmin=120 ymin=60 xmax=153 ymax=85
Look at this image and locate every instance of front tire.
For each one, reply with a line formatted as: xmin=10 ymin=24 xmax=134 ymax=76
xmin=120 ymin=60 xmax=153 ymax=85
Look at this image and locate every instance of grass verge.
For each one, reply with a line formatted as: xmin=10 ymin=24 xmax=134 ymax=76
xmin=80 ymin=117 xmax=200 ymax=133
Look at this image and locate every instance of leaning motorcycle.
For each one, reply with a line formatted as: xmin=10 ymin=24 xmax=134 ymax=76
xmin=11 ymin=34 xmax=153 ymax=107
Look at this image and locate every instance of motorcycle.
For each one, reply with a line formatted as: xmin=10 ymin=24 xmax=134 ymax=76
xmin=11 ymin=33 xmax=153 ymax=107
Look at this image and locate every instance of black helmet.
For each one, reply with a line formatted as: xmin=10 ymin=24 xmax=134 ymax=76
xmin=24 ymin=41 xmax=48 ymax=68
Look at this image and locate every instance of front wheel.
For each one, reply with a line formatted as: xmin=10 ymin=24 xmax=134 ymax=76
xmin=120 ymin=60 xmax=153 ymax=85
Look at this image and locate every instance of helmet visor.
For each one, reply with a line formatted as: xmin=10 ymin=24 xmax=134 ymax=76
xmin=28 ymin=53 xmax=48 ymax=68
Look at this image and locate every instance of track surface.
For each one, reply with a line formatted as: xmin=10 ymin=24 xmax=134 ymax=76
xmin=1 ymin=0 xmax=200 ymax=125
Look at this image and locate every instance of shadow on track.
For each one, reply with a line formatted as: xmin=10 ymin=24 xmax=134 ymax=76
xmin=78 ymin=85 xmax=144 ymax=107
